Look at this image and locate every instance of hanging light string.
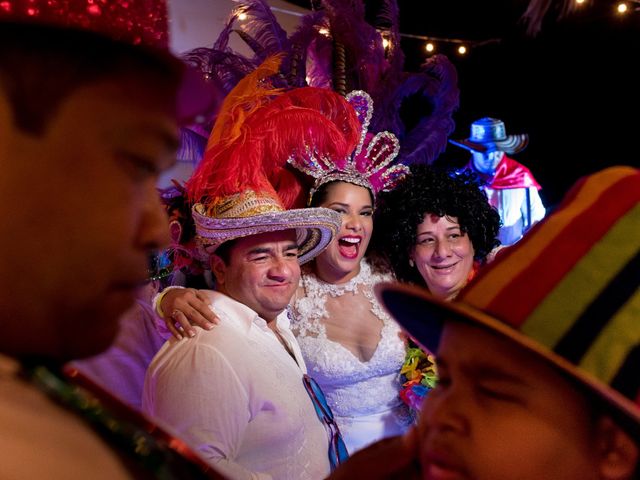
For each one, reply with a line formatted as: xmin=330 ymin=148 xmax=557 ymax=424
xmin=247 ymin=5 xmax=501 ymax=57
xmin=399 ymin=32 xmax=501 ymax=56
xmin=251 ymin=1 xmax=639 ymax=59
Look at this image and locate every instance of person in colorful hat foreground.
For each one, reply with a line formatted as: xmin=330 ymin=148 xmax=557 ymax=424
xmin=450 ymin=117 xmax=546 ymax=246
xmin=328 ymin=165 xmax=639 ymax=479
xmin=0 ymin=1 xmax=222 ymax=478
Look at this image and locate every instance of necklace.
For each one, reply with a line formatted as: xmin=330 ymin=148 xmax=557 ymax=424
xmin=20 ymin=360 xmax=222 ymax=480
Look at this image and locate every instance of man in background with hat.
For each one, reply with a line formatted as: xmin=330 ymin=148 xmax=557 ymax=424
xmin=0 ymin=0 xmax=222 ymax=478
xmin=328 ymin=166 xmax=639 ymax=479
xmin=450 ymin=117 xmax=546 ymax=246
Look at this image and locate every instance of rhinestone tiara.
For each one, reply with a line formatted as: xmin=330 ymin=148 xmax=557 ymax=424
xmin=287 ymin=90 xmax=409 ymax=200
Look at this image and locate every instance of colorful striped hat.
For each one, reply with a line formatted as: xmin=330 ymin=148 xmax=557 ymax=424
xmin=376 ymin=166 xmax=640 ymax=440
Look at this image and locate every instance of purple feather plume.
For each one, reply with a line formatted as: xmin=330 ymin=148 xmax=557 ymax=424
xmin=181 ymin=0 xmax=460 ymax=169
xmin=321 ymin=0 xmax=386 ymax=93
xmin=393 ymin=55 xmax=460 ymax=165
xmin=234 ymin=0 xmax=289 ymax=61
xmin=284 ymin=11 xmax=329 ymax=88
xmin=315 ymin=0 xmax=457 ymax=166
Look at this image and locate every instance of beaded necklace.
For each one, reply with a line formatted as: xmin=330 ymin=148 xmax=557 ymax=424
xmin=20 ymin=360 xmax=223 ymax=480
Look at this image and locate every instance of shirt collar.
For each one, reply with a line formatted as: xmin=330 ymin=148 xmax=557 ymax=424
xmin=207 ymin=291 xmax=290 ymax=333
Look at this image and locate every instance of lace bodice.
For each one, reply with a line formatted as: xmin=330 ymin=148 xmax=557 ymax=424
xmin=291 ymin=259 xmax=408 ymax=420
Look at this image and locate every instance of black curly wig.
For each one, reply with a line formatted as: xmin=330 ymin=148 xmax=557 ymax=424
xmin=373 ymin=165 xmax=501 ymax=286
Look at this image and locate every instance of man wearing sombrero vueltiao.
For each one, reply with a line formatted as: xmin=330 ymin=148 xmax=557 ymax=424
xmin=143 ymin=60 xmax=360 ymax=479
xmin=450 ymin=117 xmax=546 ymax=247
xmin=326 ymin=166 xmax=640 ymax=480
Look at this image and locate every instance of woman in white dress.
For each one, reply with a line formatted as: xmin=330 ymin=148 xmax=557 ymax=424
xmin=158 ymin=90 xmax=414 ymax=454
xmin=289 ymin=179 xmax=411 ymax=454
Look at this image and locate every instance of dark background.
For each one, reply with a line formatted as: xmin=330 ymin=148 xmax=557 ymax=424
xmin=286 ymin=0 xmax=640 ymax=210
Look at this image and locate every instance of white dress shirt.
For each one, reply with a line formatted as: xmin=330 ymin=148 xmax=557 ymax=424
xmin=143 ymin=290 xmax=330 ymax=480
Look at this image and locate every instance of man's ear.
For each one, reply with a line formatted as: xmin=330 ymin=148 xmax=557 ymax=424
xmin=210 ymin=255 xmax=226 ymax=287
xmin=594 ymin=415 xmax=639 ymax=480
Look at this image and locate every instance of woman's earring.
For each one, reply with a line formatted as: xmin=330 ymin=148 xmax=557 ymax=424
xmin=409 ymin=258 xmax=415 ymax=267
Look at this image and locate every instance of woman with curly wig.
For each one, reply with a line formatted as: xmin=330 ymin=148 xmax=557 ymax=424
xmin=375 ymin=165 xmax=502 ymax=301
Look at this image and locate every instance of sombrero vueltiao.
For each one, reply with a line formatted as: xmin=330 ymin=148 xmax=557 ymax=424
xmin=376 ymin=166 xmax=640 ymax=440
xmin=449 ymin=117 xmax=529 ymax=154
xmin=192 ymin=190 xmax=340 ymax=265
xmin=185 ymin=58 xmax=360 ymax=267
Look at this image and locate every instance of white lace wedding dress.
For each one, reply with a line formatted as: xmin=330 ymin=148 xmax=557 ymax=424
xmin=291 ymin=258 xmax=412 ymax=454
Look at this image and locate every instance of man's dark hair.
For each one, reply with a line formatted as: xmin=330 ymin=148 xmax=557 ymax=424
xmin=212 ymin=239 xmax=237 ymax=266
xmin=0 ymin=22 xmax=181 ymax=135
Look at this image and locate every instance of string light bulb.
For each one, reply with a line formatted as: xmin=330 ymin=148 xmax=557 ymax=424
xmin=457 ymin=45 xmax=468 ymax=55
xmin=425 ymin=42 xmax=435 ymax=52
xmin=377 ymin=29 xmax=393 ymax=57
xmin=615 ymin=0 xmax=640 ymax=13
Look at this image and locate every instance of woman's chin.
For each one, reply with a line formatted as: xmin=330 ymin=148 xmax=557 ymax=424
xmin=426 ymin=281 xmax=463 ymax=301
xmin=316 ymin=251 xmax=364 ymax=283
